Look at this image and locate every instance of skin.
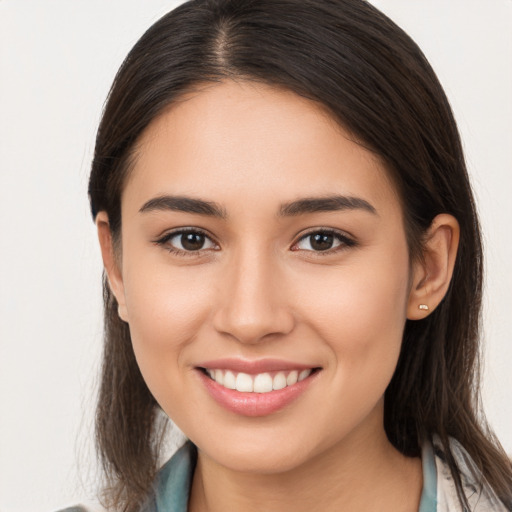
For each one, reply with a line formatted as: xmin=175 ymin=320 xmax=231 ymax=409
xmin=97 ymin=80 xmax=459 ymax=511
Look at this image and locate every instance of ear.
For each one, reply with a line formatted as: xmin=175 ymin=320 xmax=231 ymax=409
xmin=407 ymin=214 xmax=460 ymax=320
xmin=96 ymin=211 xmax=129 ymax=322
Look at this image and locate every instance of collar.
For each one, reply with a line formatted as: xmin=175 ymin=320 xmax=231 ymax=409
xmin=148 ymin=440 xmax=438 ymax=512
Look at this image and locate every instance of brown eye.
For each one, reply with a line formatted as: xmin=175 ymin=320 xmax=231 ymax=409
xmin=294 ymin=230 xmax=355 ymax=253
xmin=180 ymin=232 xmax=206 ymax=251
xmin=309 ymin=233 xmax=334 ymax=251
xmin=157 ymin=229 xmax=217 ymax=253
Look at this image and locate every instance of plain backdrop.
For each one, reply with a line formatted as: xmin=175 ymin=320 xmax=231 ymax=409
xmin=1 ymin=1 xmax=511 ymax=511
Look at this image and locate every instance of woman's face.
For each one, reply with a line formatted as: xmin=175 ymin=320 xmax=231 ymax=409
xmin=111 ymin=80 xmax=415 ymax=472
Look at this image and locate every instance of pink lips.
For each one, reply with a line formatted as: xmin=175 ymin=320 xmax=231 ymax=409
xmin=195 ymin=358 xmax=321 ymax=417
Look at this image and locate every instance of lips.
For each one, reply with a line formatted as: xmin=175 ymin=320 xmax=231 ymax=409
xmin=195 ymin=358 xmax=322 ymax=416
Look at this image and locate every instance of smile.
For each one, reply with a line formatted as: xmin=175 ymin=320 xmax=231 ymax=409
xmin=196 ymin=363 xmax=322 ymax=417
xmin=202 ymin=368 xmax=314 ymax=393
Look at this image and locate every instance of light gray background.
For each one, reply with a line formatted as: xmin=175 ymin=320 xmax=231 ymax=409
xmin=1 ymin=1 xmax=511 ymax=511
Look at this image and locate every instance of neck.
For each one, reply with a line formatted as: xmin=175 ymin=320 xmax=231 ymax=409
xmin=188 ymin=407 xmax=422 ymax=512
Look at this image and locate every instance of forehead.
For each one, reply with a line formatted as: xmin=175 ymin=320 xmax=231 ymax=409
xmin=123 ymin=80 xmax=400 ymax=217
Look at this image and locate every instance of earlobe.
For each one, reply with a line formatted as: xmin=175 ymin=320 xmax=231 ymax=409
xmin=407 ymin=214 xmax=460 ymax=320
xmin=96 ymin=212 xmax=129 ymax=322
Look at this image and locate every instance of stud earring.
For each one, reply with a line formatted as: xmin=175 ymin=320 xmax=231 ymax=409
xmin=418 ymin=304 xmax=429 ymax=311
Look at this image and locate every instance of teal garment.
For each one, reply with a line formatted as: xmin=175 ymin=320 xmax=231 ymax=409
xmin=142 ymin=442 xmax=198 ymax=512
xmin=145 ymin=441 xmax=437 ymax=512
xmin=419 ymin=440 xmax=438 ymax=512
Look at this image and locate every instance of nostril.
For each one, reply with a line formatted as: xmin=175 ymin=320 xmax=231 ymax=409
xmin=212 ymin=310 xmax=296 ymax=345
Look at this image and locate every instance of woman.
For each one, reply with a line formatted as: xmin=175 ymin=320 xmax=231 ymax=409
xmin=85 ymin=0 xmax=512 ymax=510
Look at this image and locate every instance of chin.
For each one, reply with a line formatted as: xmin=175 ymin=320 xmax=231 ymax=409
xmin=207 ymin=441 xmax=314 ymax=474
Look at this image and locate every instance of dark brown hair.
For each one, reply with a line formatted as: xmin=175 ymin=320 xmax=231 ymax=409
xmin=88 ymin=0 xmax=512 ymax=510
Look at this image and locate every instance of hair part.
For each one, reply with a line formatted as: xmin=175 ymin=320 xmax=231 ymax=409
xmin=89 ymin=1 xmax=512 ymax=510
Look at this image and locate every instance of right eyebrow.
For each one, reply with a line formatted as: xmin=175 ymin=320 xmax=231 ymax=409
xmin=139 ymin=195 xmax=227 ymax=219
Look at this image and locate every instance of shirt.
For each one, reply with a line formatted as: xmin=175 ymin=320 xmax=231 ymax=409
xmin=62 ymin=436 xmax=509 ymax=512
xmin=144 ymin=439 xmax=437 ymax=511
xmin=143 ymin=436 xmax=508 ymax=512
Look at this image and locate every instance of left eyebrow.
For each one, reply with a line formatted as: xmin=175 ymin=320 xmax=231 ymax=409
xmin=279 ymin=195 xmax=377 ymax=217
xmin=139 ymin=195 xmax=227 ymax=218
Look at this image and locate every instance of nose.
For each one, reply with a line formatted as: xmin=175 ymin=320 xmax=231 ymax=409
xmin=212 ymin=248 xmax=295 ymax=344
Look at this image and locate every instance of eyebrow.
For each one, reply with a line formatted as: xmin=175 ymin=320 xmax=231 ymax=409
xmin=139 ymin=194 xmax=377 ymax=218
xmin=279 ymin=195 xmax=377 ymax=216
xmin=139 ymin=195 xmax=227 ymax=218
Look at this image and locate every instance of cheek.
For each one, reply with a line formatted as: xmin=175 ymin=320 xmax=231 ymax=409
xmin=121 ymin=259 xmax=216 ymax=388
xmin=298 ymin=247 xmax=410 ymax=384
xmin=287 ymin=250 xmax=411 ymax=443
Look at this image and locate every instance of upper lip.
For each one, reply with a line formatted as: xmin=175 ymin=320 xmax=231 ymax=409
xmin=196 ymin=357 xmax=320 ymax=374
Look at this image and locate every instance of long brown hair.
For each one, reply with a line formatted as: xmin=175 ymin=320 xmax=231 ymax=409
xmin=88 ymin=0 xmax=512 ymax=509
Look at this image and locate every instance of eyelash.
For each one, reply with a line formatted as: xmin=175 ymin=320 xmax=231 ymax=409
xmin=153 ymin=228 xmax=357 ymax=257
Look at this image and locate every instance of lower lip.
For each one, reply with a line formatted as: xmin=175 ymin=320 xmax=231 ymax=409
xmin=197 ymin=369 xmax=321 ymax=417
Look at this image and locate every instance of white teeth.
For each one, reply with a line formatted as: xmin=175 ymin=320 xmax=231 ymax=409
xmin=205 ymin=367 xmax=316 ymax=393
xmin=298 ymin=369 xmax=312 ymax=381
xmin=273 ymin=372 xmax=287 ymax=390
xmin=236 ymin=372 xmax=253 ymax=392
xmin=286 ymin=370 xmax=298 ymax=386
xmin=223 ymin=370 xmax=236 ymax=389
xmin=253 ymin=373 xmax=273 ymax=393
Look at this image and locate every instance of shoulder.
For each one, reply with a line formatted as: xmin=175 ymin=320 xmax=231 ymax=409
xmin=56 ymin=443 xmax=196 ymax=512
xmin=432 ymin=435 xmax=509 ymax=512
